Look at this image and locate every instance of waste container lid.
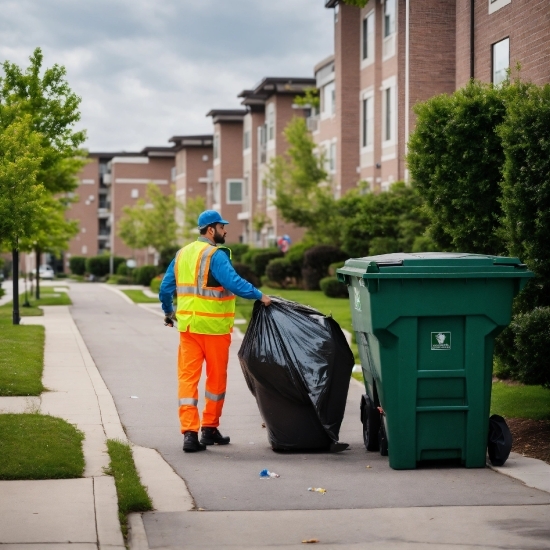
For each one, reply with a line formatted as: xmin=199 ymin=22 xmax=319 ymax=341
xmin=337 ymin=252 xmax=534 ymax=280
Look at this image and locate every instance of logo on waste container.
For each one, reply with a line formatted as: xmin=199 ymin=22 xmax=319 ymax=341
xmin=431 ymin=332 xmax=451 ymax=350
xmin=354 ymin=287 xmax=361 ymax=311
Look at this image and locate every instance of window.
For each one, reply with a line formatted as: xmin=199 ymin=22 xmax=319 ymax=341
xmin=213 ymin=134 xmax=220 ymax=160
xmin=330 ymin=142 xmax=337 ymax=173
xmin=384 ymin=0 xmax=395 ymax=38
xmin=322 ymin=81 xmax=335 ymax=117
xmin=131 ymin=189 xmax=139 ymax=199
xmin=382 ymin=86 xmax=395 ymax=143
xmin=489 ymin=0 xmax=511 ymax=15
xmin=362 ymin=12 xmax=374 ymax=62
xmin=243 ymin=130 xmax=250 ymax=150
xmin=492 ymin=37 xmax=509 ymax=85
xmin=227 ymin=179 xmax=243 ymax=204
xmin=267 ymin=103 xmax=275 ymax=141
xmin=362 ymin=96 xmax=374 ymax=148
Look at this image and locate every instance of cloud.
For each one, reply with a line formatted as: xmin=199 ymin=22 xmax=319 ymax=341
xmin=0 ymin=0 xmax=334 ymax=151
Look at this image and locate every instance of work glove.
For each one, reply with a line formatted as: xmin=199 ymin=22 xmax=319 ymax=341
xmin=164 ymin=311 xmax=176 ymax=327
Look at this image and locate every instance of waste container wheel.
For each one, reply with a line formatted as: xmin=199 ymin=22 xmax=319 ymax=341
xmin=360 ymin=395 xmax=380 ymax=452
xmin=378 ymin=420 xmax=388 ymax=456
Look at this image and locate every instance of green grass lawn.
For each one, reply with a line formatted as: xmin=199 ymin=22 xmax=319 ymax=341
xmin=0 ymin=414 xmax=84 ymax=479
xmin=121 ymin=289 xmax=159 ymax=304
xmin=105 ymin=439 xmax=153 ymax=538
xmin=0 ymin=287 xmax=72 ymax=318
xmin=491 ymin=381 xmax=550 ymax=420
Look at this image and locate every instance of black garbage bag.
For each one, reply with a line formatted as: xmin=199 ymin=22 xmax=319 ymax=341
xmin=238 ymin=297 xmax=355 ymax=451
xmin=487 ymin=414 xmax=513 ymax=466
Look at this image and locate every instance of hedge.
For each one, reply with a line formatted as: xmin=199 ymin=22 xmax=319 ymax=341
xmin=85 ymin=256 xmax=125 ymax=277
xmin=69 ymin=256 xmax=87 ymax=276
xmin=320 ymin=276 xmax=348 ymax=298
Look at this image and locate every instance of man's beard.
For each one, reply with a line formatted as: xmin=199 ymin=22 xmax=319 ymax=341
xmin=213 ymin=230 xmax=225 ymax=244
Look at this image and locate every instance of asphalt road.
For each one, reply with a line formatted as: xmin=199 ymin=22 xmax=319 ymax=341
xmin=69 ymin=282 xmax=550 ymax=514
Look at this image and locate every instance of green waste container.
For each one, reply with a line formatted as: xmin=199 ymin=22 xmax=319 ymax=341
xmin=337 ymin=253 xmax=533 ymax=470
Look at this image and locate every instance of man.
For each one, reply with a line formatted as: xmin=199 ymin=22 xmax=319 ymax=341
xmin=159 ymin=210 xmax=271 ymax=452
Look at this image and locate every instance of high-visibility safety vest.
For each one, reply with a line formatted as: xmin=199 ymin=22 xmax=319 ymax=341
xmin=175 ymin=240 xmax=235 ymax=335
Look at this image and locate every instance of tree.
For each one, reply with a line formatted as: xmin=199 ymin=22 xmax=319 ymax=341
xmin=337 ymin=182 xmax=431 ymax=258
xmin=341 ymin=0 xmax=369 ymax=6
xmin=118 ymin=184 xmax=181 ymax=259
xmin=1 ymin=48 xmax=85 ymax=310
xmin=407 ymin=80 xmax=508 ymax=255
xmin=1 ymin=48 xmax=86 ymax=195
xmin=181 ymin=195 xmax=206 ymax=243
xmin=264 ymin=116 xmax=335 ymax=236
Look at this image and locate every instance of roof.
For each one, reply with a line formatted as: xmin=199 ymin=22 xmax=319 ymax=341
xmin=314 ymin=54 xmax=335 ymax=74
xmin=140 ymin=146 xmax=177 ymax=158
xmin=238 ymin=89 xmax=269 ymax=111
xmin=87 ymin=151 xmax=142 ymax=160
xmin=325 ymin=0 xmax=339 ymax=7
xmin=252 ymin=77 xmax=316 ymax=98
xmin=169 ymin=135 xmax=213 ymax=148
xmin=206 ymin=109 xmax=247 ymax=123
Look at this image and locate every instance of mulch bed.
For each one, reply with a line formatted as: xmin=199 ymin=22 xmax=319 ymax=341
xmin=506 ymin=417 xmax=550 ymax=465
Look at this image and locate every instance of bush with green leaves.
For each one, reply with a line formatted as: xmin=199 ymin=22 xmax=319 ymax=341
xmin=116 ymin=262 xmax=129 ymax=276
xmin=229 ymin=243 xmax=249 ymax=263
xmin=233 ymin=263 xmax=260 ymax=288
xmin=150 ymin=275 xmax=163 ymax=294
xmin=302 ymin=245 xmax=348 ymax=290
xmin=86 ymin=256 xmax=125 ymax=277
xmin=338 ymin=182 xmax=430 ymax=259
xmin=250 ymin=249 xmax=283 ymax=278
xmin=505 ymin=308 xmax=550 ymax=388
xmin=407 ymin=80 xmax=508 ymax=255
xmin=265 ymin=258 xmax=293 ymax=288
xmin=285 ymin=242 xmax=313 ymax=282
xmin=320 ymin=276 xmax=348 ymax=298
xmin=158 ymin=246 xmax=179 ymax=272
xmin=69 ymin=256 xmax=87 ymax=276
xmin=134 ymin=265 xmax=159 ymax=287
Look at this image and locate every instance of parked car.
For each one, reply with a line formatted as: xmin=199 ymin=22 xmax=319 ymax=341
xmin=33 ymin=265 xmax=55 ymax=280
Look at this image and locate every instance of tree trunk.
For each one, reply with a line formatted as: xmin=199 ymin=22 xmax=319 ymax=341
xmin=12 ymin=247 xmax=20 ymax=325
xmin=35 ymin=246 xmax=41 ymax=300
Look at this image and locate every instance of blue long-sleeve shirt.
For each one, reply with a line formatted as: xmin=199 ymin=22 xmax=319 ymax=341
xmin=159 ymin=238 xmax=262 ymax=314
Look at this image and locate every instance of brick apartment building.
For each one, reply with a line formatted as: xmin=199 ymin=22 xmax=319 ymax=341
xmin=238 ymin=77 xmax=315 ymax=248
xmin=169 ymin=134 xmax=213 ymax=232
xmin=65 ymin=147 xmax=175 ymax=270
xmin=318 ymin=0 xmax=549 ymax=193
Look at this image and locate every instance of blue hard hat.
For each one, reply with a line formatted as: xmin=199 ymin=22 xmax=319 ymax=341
xmin=197 ymin=210 xmax=229 ymax=230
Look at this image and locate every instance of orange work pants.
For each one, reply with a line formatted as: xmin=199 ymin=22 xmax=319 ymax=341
xmin=178 ymin=329 xmax=231 ymax=433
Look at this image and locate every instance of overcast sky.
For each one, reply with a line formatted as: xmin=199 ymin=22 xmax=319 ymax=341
xmin=0 ymin=0 xmax=334 ymax=152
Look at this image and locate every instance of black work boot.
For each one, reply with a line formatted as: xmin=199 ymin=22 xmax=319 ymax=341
xmin=200 ymin=427 xmax=230 ymax=446
xmin=183 ymin=431 xmax=207 ymax=452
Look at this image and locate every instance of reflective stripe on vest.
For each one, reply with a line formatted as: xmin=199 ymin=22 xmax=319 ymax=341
xmin=175 ymin=241 xmax=235 ymax=334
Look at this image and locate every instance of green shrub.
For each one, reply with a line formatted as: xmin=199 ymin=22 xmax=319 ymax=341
xmin=233 ymin=263 xmax=261 ymax=288
xmin=285 ymin=242 xmax=313 ymax=281
xmin=134 ymin=265 xmax=159 ymax=286
xmin=265 ymin=258 xmax=293 ymax=288
xmin=159 ymin=246 xmax=179 ymax=272
xmin=328 ymin=261 xmax=346 ymax=277
xmin=0 ymin=284 xmax=4 ymax=299
xmin=320 ymin=276 xmax=348 ymax=298
xmin=55 ymin=273 xmax=68 ymax=279
xmin=86 ymin=256 xmax=125 ymax=277
xmin=229 ymin=243 xmax=249 ymax=263
xmin=510 ymin=307 xmax=550 ymax=388
xmin=69 ymin=256 xmax=87 ymax=276
xmin=302 ymin=245 xmax=348 ymax=290
xmin=150 ymin=275 xmax=163 ymax=294
xmin=251 ymin=249 xmax=283 ymax=277
xmin=116 ymin=262 xmax=129 ymax=276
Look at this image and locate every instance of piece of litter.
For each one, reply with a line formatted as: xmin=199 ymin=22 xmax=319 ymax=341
xmin=198 ymin=508 xmax=205 ymax=511
xmin=259 ymin=469 xmax=280 ymax=479
xmin=130 ymin=396 xmax=139 ymax=399
xmin=249 ymin=442 xmax=255 ymax=445
xmin=302 ymin=539 xmax=319 ymax=544
xmin=366 ymin=465 xmax=372 ymax=469
xmin=308 ymin=487 xmax=326 ymax=494
xmin=261 ymin=423 xmax=266 ymax=428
